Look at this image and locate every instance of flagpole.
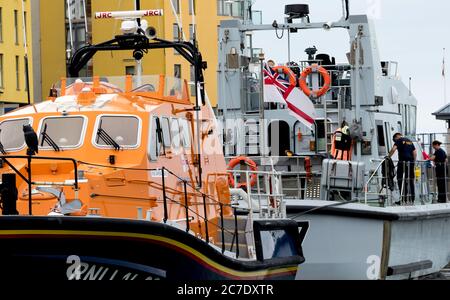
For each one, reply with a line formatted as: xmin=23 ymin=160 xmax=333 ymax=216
xmin=444 ymin=48 xmax=447 ymax=105
xmin=259 ymin=53 xmax=266 ymax=156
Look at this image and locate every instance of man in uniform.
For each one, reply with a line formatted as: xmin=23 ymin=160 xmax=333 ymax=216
xmin=429 ymin=140 xmax=448 ymax=203
xmin=388 ymin=133 xmax=417 ymax=204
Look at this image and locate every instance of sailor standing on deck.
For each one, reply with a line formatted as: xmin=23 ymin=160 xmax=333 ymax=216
xmin=388 ymin=133 xmax=417 ymax=205
xmin=429 ymin=140 xmax=448 ymax=203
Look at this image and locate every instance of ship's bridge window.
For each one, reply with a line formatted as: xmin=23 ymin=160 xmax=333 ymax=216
xmin=94 ymin=115 xmax=140 ymax=149
xmin=171 ymin=118 xmax=181 ymax=149
xmin=179 ymin=118 xmax=191 ymax=148
xmin=149 ymin=116 xmax=173 ymax=160
xmin=0 ymin=118 xmax=32 ymax=151
xmin=161 ymin=117 xmax=172 ymax=147
xmin=150 ymin=116 xmax=162 ymax=160
xmin=39 ymin=116 xmax=86 ymax=149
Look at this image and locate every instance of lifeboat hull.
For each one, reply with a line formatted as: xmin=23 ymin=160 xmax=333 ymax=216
xmin=0 ymin=216 xmax=302 ymax=280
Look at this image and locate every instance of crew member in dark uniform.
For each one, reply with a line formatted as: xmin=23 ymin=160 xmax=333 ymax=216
xmin=430 ymin=140 xmax=448 ymax=203
xmin=388 ymin=133 xmax=417 ymax=204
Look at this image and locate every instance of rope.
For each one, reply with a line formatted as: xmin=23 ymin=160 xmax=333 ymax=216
xmin=289 ymin=199 xmax=359 ymax=220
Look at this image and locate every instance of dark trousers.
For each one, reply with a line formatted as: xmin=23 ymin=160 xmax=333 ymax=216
xmin=436 ymin=165 xmax=447 ymax=203
xmin=397 ymin=161 xmax=415 ymax=204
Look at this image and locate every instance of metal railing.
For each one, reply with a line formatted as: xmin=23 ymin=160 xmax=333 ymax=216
xmin=416 ymin=133 xmax=450 ymax=155
xmin=0 ymin=155 xmax=79 ymax=215
xmin=227 ymin=155 xmax=324 ymax=201
xmin=365 ymin=158 xmax=449 ymax=206
xmin=0 ymin=156 xmax=244 ymax=258
xmin=228 ymin=168 xmax=287 ymax=219
xmin=159 ymin=167 xmax=243 ymax=258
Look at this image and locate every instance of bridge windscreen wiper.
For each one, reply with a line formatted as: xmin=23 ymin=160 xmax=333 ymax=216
xmin=0 ymin=130 xmax=7 ymax=155
xmin=96 ymin=120 xmax=121 ymax=151
xmin=40 ymin=124 xmax=61 ymax=152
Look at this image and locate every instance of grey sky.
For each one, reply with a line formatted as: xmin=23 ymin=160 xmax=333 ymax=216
xmin=251 ymin=0 xmax=450 ymax=133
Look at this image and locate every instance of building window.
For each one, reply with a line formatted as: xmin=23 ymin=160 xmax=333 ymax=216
xmin=173 ymin=23 xmax=181 ymax=55
xmin=23 ymin=11 xmax=27 ymax=45
xmin=0 ymin=8 xmax=3 ymax=43
xmin=173 ymin=23 xmax=181 ymax=41
xmin=190 ymin=65 xmax=196 ymax=97
xmin=125 ymin=66 xmax=135 ymax=76
xmin=174 ymin=64 xmax=181 ymax=79
xmin=189 ymin=0 xmax=196 ymax=15
xmin=14 ymin=10 xmax=19 ymax=45
xmin=24 ymin=57 xmax=28 ymax=91
xmin=217 ymin=0 xmax=229 ymax=16
xmin=0 ymin=54 xmax=3 ymax=89
xmin=189 ymin=24 xmax=196 ymax=43
xmin=217 ymin=0 xmax=244 ymax=18
xmin=171 ymin=0 xmax=180 ymax=14
xmin=15 ymin=56 xmax=20 ymax=90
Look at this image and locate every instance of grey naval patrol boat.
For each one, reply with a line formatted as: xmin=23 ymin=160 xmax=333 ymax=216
xmin=217 ymin=0 xmax=450 ymax=280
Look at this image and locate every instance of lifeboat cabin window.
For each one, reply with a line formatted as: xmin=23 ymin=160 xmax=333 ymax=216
xmin=161 ymin=117 xmax=172 ymax=147
xmin=94 ymin=115 xmax=140 ymax=149
xmin=179 ymin=118 xmax=191 ymax=148
xmin=171 ymin=118 xmax=181 ymax=149
xmin=0 ymin=118 xmax=32 ymax=151
xmin=39 ymin=116 xmax=86 ymax=149
xmin=150 ymin=116 xmax=162 ymax=160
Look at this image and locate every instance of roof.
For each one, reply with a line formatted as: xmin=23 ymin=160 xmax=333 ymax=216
xmin=433 ymin=103 xmax=450 ymax=120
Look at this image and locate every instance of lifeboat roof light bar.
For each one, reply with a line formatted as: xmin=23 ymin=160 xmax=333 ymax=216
xmin=95 ymin=9 xmax=164 ymax=20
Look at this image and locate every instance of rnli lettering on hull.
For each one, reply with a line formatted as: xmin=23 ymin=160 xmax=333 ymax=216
xmin=66 ymin=255 xmax=166 ymax=280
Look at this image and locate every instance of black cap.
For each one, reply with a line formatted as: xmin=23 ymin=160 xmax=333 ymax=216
xmin=432 ymin=140 xmax=443 ymax=146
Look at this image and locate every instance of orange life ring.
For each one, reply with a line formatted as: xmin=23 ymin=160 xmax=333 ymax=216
xmin=228 ymin=156 xmax=258 ymax=189
xmin=272 ymin=66 xmax=297 ymax=87
xmin=299 ymin=64 xmax=331 ymax=98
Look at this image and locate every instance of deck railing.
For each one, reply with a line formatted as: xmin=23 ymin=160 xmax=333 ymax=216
xmin=365 ymin=158 xmax=448 ymax=206
xmin=0 ymin=156 xmax=243 ymax=258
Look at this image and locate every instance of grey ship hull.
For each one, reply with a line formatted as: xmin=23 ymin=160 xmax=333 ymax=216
xmin=287 ymin=200 xmax=450 ymax=280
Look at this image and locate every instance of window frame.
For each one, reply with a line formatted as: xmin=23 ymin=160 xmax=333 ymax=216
xmin=149 ymin=115 xmax=161 ymax=161
xmin=92 ymin=114 xmax=142 ymax=150
xmin=161 ymin=116 xmax=172 ymax=148
xmin=170 ymin=117 xmax=181 ymax=150
xmin=179 ymin=117 xmax=192 ymax=149
xmin=0 ymin=53 xmax=3 ymax=89
xmin=14 ymin=10 xmax=19 ymax=45
xmin=189 ymin=0 xmax=196 ymax=15
xmin=0 ymin=117 xmax=33 ymax=152
xmin=0 ymin=7 xmax=3 ymax=43
xmin=37 ymin=115 xmax=88 ymax=151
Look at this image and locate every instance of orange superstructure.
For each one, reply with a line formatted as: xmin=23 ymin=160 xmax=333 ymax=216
xmin=0 ymin=74 xmax=231 ymax=241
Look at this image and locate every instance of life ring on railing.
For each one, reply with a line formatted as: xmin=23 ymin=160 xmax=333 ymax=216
xmin=228 ymin=156 xmax=258 ymax=189
xmin=299 ymin=64 xmax=331 ymax=98
xmin=271 ymin=66 xmax=297 ymax=87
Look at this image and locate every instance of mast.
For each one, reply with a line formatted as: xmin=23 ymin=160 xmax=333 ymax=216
xmin=135 ymin=0 xmax=143 ymax=86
